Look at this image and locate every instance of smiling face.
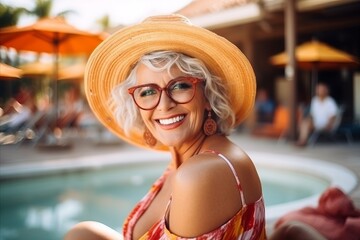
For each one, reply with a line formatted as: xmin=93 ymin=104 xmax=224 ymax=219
xmin=135 ymin=63 xmax=209 ymax=149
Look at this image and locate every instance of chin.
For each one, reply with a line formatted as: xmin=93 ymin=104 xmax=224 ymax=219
xmin=157 ymin=135 xmax=184 ymax=148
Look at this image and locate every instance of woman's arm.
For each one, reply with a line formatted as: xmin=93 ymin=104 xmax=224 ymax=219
xmin=64 ymin=221 xmax=123 ymax=240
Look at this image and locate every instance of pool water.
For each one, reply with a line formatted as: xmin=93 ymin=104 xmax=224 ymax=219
xmin=0 ymin=161 xmax=329 ymax=240
xmin=259 ymin=167 xmax=329 ymax=206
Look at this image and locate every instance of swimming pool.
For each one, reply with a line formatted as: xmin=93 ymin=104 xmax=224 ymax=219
xmin=0 ymin=151 xmax=357 ymax=240
xmin=250 ymin=152 xmax=357 ymax=222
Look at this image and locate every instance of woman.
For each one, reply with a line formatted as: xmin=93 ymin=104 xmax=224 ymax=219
xmin=65 ymin=15 xmax=265 ymax=240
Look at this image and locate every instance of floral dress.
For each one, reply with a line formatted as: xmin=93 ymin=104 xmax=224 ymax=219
xmin=122 ymin=151 xmax=266 ymax=240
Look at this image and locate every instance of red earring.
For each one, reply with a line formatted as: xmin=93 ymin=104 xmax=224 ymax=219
xmin=144 ymin=128 xmax=157 ymax=146
xmin=203 ymin=110 xmax=217 ymax=136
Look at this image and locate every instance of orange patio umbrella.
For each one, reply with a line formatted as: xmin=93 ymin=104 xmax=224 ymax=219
xmin=0 ymin=63 xmax=22 ymax=79
xmin=19 ymin=61 xmax=85 ymax=80
xmin=270 ymin=40 xmax=359 ymax=69
xmin=270 ymin=40 xmax=359 ymax=96
xmin=0 ymin=17 xmax=106 ymax=117
xmin=58 ymin=62 xmax=86 ymax=81
xmin=0 ymin=17 xmax=105 ymax=54
xmin=19 ymin=61 xmax=54 ymax=76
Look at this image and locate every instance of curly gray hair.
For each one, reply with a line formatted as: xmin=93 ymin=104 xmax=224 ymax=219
xmin=111 ymin=51 xmax=235 ymax=136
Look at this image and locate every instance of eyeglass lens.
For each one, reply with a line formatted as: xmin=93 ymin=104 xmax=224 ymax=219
xmin=131 ymin=77 xmax=199 ymax=110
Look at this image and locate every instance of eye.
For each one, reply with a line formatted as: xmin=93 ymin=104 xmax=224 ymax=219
xmin=170 ymin=80 xmax=193 ymax=91
xmin=138 ymin=86 xmax=158 ymax=97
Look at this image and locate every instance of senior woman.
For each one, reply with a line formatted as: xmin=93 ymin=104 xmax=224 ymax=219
xmin=65 ymin=15 xmax=265 ymax=240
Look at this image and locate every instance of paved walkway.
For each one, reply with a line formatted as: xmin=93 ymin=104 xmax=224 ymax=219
xmin=1 ymin=130 xmax=360 ymax=231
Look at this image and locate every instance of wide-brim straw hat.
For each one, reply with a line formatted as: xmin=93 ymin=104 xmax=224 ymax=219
xmin=85 ymin=14 xmax=256 ymax=151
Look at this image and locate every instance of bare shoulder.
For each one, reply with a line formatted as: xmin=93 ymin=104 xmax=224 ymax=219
xmin=209 ymin=135 xmax=263 ymax=203
xmin=168 ymin=140 xmax=262 ymax=237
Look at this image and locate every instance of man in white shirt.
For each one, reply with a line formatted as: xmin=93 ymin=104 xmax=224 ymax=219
xmin=296 ymin=83 xmax=338 ymax=146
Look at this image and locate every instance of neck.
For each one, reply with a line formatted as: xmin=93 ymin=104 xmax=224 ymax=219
xmin=170 ymin=133 xmax=207 ymax=168
xmin=318 ymin=96 xmax=326 ymax=101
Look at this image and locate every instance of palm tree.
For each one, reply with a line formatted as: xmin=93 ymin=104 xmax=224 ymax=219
xmin=28 ymin=0 xmax=75 ymax=19
xmin=96 ymin=14 xmax=112 ymax=31
xmin=0 ymin=4 xmax=27 ymax=28
xmin=31 ymin=0 xmax=52 ymax=18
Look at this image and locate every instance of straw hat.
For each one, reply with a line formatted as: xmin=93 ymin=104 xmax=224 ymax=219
xmin=85 ymin=14 xmax=256 ymax=151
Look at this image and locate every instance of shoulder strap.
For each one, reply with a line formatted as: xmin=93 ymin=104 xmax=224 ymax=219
xmin=202 ymin=150 xmax=246 ymax=206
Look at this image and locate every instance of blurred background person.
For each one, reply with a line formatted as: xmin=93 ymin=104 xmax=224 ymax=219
xmin=243 ymin=88 xmax=276 ymax=132
xmin=0 ymin=86 xmax=37 ymax=134
xmin=55 ymin=86 xmax=85 ymax=137
xmin=295 ymin=82 xmax=338 ymax=147
xmin=255 ymin=88 xmax=276 ymax=124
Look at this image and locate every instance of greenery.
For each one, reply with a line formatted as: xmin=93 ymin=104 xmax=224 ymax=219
xmin=0 ymin=3 xmax=27 ymax=28
xmin=0 ymin=0 xmax=76 ymax=27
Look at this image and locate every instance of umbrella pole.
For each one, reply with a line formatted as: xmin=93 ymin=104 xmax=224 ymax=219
xmin=54 ymin=41 xmax=59 ymax=121
xmin=46 ymin=36 xmax=60 ymax=144
xmin=42 ymin=37 xmax=61 ymax=145
xmin=311 ymin=66 xmax=318 ymax=97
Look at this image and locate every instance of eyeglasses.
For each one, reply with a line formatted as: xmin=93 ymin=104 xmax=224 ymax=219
xmin=128 ymin=76 xmax=203 ymax=110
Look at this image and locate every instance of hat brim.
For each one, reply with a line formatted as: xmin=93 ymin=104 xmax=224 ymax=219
xmin=85 ymin=15 xmax=256 ymax=151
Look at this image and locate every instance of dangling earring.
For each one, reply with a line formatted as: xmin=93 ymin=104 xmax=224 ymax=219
xmin=203 ymin=110 xmax=217 ymax=136
xmin=143 ymin=128 xmax=157 ymax=146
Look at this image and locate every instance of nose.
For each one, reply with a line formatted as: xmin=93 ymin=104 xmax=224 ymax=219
xmin=156 ymin=90 xmax=176 ymax=110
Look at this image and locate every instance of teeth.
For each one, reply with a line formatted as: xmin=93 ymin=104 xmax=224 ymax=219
xmin=159 ymin=115 xmax=184 ymax=125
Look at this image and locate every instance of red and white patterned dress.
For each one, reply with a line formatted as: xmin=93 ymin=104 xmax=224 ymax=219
xmin=122 ymin=151 xmax=266 ymax=240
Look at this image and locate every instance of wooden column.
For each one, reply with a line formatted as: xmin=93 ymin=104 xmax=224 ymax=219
xmin=285 ymin=0 xmax=297 ymax=141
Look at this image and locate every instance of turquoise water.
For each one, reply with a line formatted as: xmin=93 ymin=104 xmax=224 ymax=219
xmin=0 ymin=161 xmax=328 ymax=240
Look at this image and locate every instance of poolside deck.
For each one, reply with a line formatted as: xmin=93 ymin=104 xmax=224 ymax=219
xmin=1 ymin=130 xmax=359 ymax=232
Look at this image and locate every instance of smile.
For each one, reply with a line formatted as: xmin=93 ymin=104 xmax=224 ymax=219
xmin=158 ymin=115 xmax=185 ymax=125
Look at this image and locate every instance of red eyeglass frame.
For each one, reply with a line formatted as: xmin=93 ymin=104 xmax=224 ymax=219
xmin=128 ymin=76 xmax=204 ymax=110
